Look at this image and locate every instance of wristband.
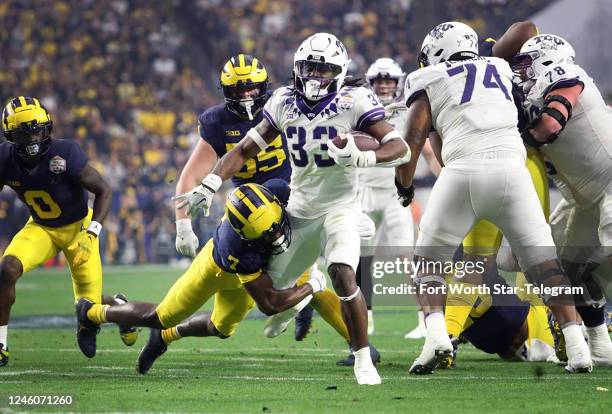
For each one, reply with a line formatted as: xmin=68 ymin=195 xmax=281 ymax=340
xmin=87 ymin=221 xmax=102 ymax=237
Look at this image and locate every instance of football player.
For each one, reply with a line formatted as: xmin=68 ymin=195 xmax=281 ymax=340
xmin=397 ymin=22 xmax=591 ymax=374
xmin=84 ymin=180 xmax=332 ymax=374
xmin=441 ymin=272 xmax=556 ymax=368
xmin=0 ymin=97 xmax=115 ymax=364
xmin=511 ymin=34 xmax=612 ymax=367
xmin=175 ymin=32 xmax=411 ymax=385
xmin=355 ymin=58 xmax=414 ymax=338
xmin=174 ymin=54 xmax=350 ymax=347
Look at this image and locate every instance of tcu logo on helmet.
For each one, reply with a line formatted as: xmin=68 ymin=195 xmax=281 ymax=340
xmin=533 ymin=35 xmax=565 ymax=50
xmin=429 ymin=23 xmax=454 ymax=40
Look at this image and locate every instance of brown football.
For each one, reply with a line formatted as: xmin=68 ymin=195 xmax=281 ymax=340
xmin=330 ymin=131 xmax=380 ymax=151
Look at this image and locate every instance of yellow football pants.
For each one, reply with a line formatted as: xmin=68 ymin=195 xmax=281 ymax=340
xmin=3 ymin=209 xmax=102 ymax=304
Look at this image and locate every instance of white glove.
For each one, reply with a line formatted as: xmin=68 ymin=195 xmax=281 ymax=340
xmin=327 ymin=133 xmax=377 ymax=168
xmin=173 ymin=174 xmax=222 ymax=217
xmin=358 ymin=212 xmax=376 ymax=240
xmin=175 ymin=218 xmax=199 ymax=257
xmin=306 ymin=266 xmax=327 ymax=293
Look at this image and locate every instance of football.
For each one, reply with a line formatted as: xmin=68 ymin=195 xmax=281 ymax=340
xmin=330 ymin=131 xmax=380 ymax=151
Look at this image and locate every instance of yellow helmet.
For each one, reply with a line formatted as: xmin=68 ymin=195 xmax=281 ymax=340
xmin=226 ymin=183 xmax=290 ymax=254
xmin=220 ymin=54 xmax=269 ymax=120
xmin=2 ymin=96 xmax=53 ymax=165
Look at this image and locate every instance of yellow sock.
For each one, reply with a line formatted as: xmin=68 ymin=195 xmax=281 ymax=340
xmin=311 ymin=288 xmax=350 ymax=342
xmin=161 ymin=327 xmax=181 ymax=345
xmin=86 ymin=304 xmax=109 ymax=325
xmin=445 ymin=282 xmax=479 ymax=338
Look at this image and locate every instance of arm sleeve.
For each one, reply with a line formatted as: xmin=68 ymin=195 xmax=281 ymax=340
xmin=351 ymin=87 xmax=386 ymax=131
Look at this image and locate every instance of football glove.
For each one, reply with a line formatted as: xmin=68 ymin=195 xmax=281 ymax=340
xmin=173 ymin=174 xmax=222 ymax=217
xmin=306 ymin=267 xmax=327 ymax=294
xmin=395 ymin=178 xmax=415 ymax=207
xmin=175 ymin=218 xmax=199 ymax=257
xmin=327 ymin=133 xmax=377 ymax=168
xmin=67 ymin=231 xmax=96 ymax=267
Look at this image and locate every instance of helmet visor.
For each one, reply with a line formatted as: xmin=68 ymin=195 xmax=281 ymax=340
xmin=296 ymin=61 xmax=342 ymax=82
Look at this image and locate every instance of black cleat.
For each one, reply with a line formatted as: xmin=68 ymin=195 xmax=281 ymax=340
xmin=0 ymin=343 xmax=8 ymax=367
xmin=294 ymin=305 xmax=314 ymax=341
xmin=336 ymin=343 xmax=381 ymax=366
xmin=409 ymin=349 xmax=453 ymax=375
xmin=114 ymin=293 xmax=139 ymax=346
xmin=438 ymin=337 xmax=459 ymax=369
xmin=137 ymin=329 xmax=167 ymax=375
xmin=75 ymin=298 xmax=100 ymax=358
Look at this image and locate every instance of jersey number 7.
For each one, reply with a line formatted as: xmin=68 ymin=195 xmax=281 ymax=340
xmin=447 ymin=63 xmax=511 ymax=104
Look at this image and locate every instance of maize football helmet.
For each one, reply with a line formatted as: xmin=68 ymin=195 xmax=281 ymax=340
xmin=2 ymin=96 xmax=53 ymax=166
xmin=226 ymin=183 xmax=291 ymax=255
xmin=220 ymin=54 xmax=269 ymax=120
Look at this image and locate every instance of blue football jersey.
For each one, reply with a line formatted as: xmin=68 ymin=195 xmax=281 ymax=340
xmin=461 ymin=271 xmax=530 ymax=355
xmin=212 ymin=179 xmax=290 ymax=275
xmin=0 ymin=139 xmax=89 ymax=227
xmin=479 ymin=37 xmax=496 ymax=57
xmin=198 ymin=103 xmax=291 ymax=186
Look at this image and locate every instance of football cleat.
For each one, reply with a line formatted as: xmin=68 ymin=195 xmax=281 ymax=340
xmin=586 ymin=324 xmax=612 ymax=367
xmin=264 ymin=307 xmax=299 ymax=338
xmin=294 ymin=305 xmax=314 ymax=341
xmin=548 ymin=312 xmax=568 ymax=362
xmin=75 ymin=298 xmax=100 ymax=358
xmin=354 ymin=359 xmax=382 ymax=385
xmin=336 ymin=344 xmax=381 ymax=367
xmin=114 ymin=293 xmax=139 ymax=346
xmin=137 ymin=329 xmax=167 ymax=375
xmin=0 ymin=344 xmax=8 ymax=367
xmin=438 ymin=336 xmax=459 ymax=369
xmin=409 ymin=330 xmax=453 ymax=375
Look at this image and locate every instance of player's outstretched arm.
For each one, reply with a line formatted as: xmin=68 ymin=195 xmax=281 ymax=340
xmin=243 ymin=271 xmax=325 ymax=316
xmin=78 ymin=164 xmax=112 ymax=225
xmin=492 ymin=21 xmax=538 ymax=61
xmin=396 ymin=94 xmax=433 ymax=188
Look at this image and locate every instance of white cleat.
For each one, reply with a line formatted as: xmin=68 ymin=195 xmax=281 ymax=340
xmin=367 ymin=310 xmax=375 ymax=336
xmin=409 ymin=330 xmax=453 ymax=375
xmin=586 ymin=324 xmax=612 ymax=367
xmin=263 ymin=308 xmax=298 ymax=338
xmin=354 ymin=347 xmax=382 ymax=385
xmin=564 ymin=326 xmax=593 ymax=373
xmin=404 ymin=311 xmax=426 ymax=339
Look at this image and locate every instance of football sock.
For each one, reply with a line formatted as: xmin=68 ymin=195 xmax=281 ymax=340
xmin=354 ymin=346 xmax=373 ymax=365
xmin=577 ymin=305 xmax=605 ymax=328
xmin=311 ymin=288 xmax=350 ymax=341
xmin=445 ymin=282 xmax=479 ymax=338
xmin=161 ymin=327 xmax=181 ymax=345
xmin=87 ymin=304 xmax=109 ymax=325
xmin=426 ymin=311 xmax=447 ymax=333
xmin=0 ymin=325 xmax=7 ymax=348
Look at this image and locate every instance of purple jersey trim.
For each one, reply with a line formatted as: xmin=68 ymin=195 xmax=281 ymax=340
xmin=295 ymin=92 xmax=337 ymax=119
xmin=356 ymin=107 xmax=385 ymax=130
xmin=263 ymin=109 xmax=281 ymax=132
xmin=544 ymin=78 xmax=584 ymax=96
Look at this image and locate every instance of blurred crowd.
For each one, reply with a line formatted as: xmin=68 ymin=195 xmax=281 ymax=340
xmin=0 ymin=0 xmax=553 ymax=264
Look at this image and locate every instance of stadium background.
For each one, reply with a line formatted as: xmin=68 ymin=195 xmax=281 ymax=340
xmin=1 ymin=0 xmax=609 ymax=266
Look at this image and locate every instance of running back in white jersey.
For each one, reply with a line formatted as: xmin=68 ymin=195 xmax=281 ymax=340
xmin=524 ymin=62 xmax=612 ymax=206
xmin=404 ymin=56 xmax=526 ymax=165
xmin=263 ymin=85 xmax=385 ymax=218
xmin=359 ymin=103 xmax=409 ymax=189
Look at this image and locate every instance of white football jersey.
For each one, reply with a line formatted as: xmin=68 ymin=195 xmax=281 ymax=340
xmin=263 ymin=85 xmax=385 ymax=218
xmin=359 ymin=103 xmax=408 ymax=189
xmin=404 ymin=56 xmax=526 ymax=165
xmin=524 ymin=63 xmax=612 ymax=206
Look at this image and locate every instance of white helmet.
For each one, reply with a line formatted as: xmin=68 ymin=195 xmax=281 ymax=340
xmin=512 ymin=34 xmax=575 ymax=91
xmin=365 ymin=58 xmax=405 ymax=105
xmin=418 ymin=21 xmax=479 ymax=67
xmin=293 ymin=32 xmax=350 ymax=101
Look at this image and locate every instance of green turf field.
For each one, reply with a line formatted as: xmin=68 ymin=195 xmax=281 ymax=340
xmin=1 ymin=266 xmax=610 ymax=413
